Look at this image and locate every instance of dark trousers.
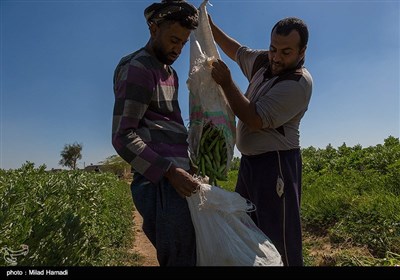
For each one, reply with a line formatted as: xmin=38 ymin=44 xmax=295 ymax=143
xmin=235 ymin=149 xmax=303 ymax=266
xmin=130 ymin=173 xmax=196 ymax=266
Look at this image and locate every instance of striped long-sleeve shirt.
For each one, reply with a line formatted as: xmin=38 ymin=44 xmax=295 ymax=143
xmin=112 ymin=48 xmax=190 ymax=184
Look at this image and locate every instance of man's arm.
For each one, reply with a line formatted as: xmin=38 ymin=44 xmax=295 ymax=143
xmin=211 ymin=59 xmax=263 ymax=131
xmin=208 ymin=15 xmax=241 ymax=62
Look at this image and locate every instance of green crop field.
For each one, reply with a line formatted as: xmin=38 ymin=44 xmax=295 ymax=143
xmin=1 ymin=136 xmax=399 ymax=266
xmin=220 ymin=136 xmax=400 ymax=266
xmin=0 ymin=163 xmax=138 ymax=266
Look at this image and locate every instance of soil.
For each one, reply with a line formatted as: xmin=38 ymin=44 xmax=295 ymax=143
xmin=132 ymin=210 xmax=159 ymax=266
xmin=131 ymin=210 xmax=373 ymax=266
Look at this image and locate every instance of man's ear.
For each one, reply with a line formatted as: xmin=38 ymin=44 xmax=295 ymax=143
xmin=149 ymin=22 xmax=158 ymax=37
xmin=300 ymin=45 xmax=307 ymax=60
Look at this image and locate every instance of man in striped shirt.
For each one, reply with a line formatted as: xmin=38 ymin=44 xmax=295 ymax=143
xmin=112 ymin=0 xmax=199 ymax=266
xmin=208 ymin=16 xmax=313 ymax=266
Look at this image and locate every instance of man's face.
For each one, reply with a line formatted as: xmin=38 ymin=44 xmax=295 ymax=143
xmin=151 ymin=21 xmax=191 ymax=65
xmin=268 ymin=29 xmax=306 ymax=76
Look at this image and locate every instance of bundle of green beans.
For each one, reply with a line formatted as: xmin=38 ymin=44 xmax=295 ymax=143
xmin=195 ymin=122 xmax=228 ymax=185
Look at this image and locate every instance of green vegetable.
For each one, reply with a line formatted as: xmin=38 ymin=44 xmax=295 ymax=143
xmin=195 ymin=121 xmax=228 ymax=185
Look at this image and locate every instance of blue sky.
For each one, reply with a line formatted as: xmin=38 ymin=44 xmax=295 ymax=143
xmin=1 ymin=0 xmax=399 ymax=170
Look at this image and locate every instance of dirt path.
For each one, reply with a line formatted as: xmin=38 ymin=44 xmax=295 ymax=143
xmin=132 ymin=210 xmax=159 ymax=266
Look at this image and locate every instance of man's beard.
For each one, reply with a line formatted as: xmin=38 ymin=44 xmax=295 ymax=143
xmin=271 ymin=62 xmax=284 ymax=75
xmin=154 ymin=46 xmax=175 ymax=65
xmin=270 ymin=60 xmax=299 ymax=76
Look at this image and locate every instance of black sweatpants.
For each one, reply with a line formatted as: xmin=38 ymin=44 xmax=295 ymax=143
xmin=235 ymin=149 xmax=303 ymax=266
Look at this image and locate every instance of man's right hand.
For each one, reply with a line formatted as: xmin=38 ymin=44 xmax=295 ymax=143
xmin=211 ymin=59 xmax=234 ymax=89
xmin=164 ymin=165 xmax=200 ymax=198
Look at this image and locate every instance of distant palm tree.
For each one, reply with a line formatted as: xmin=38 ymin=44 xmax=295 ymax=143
xmin=59 ymin=142 xmax=83 ymax=170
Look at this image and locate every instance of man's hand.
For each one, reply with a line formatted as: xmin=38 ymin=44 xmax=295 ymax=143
xmin=211 ymin=59 xmax=263 ymax=131
xmin=211 ymin=59 xmax=235 ymax=89
xmin=165 ymin=165 xmax=200 ymax=198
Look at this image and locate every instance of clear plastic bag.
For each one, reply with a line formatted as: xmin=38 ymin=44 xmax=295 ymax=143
xmin=186 ymin=184 xmax=283 ymax=266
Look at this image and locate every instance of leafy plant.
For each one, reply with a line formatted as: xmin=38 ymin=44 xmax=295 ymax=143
xmin=0 ymin=162 xmax=137 ymax=266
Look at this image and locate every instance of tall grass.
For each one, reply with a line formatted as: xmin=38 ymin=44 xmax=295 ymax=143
xmin=301 ymin=137 xmax=400 ymax=265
